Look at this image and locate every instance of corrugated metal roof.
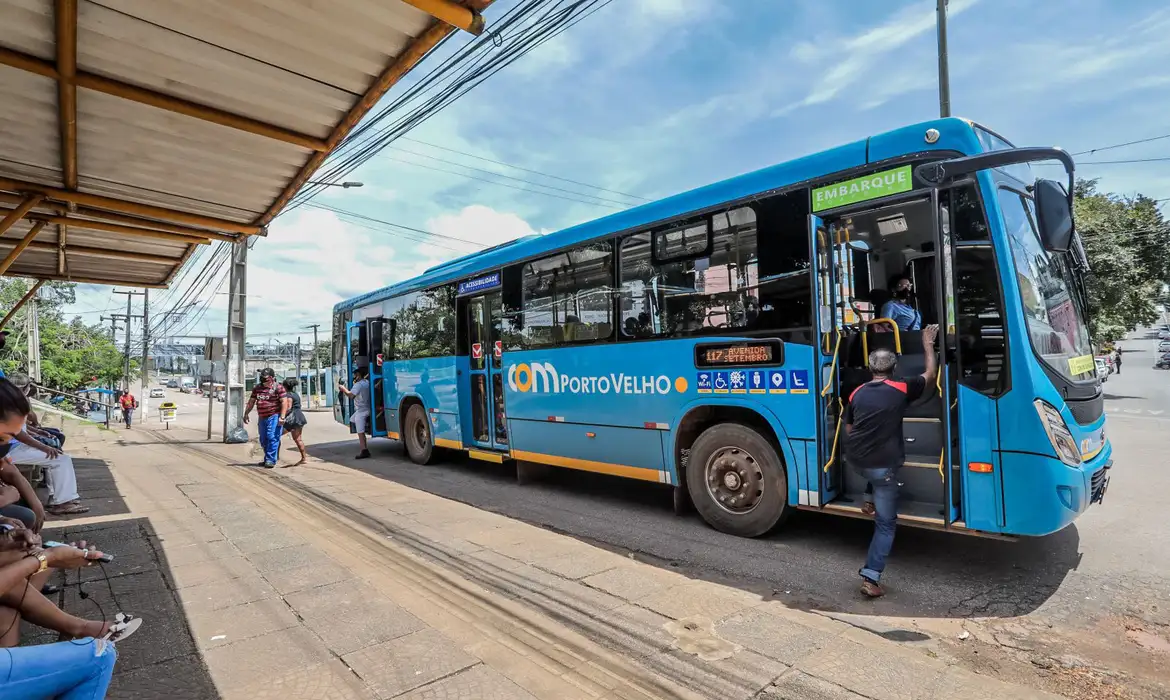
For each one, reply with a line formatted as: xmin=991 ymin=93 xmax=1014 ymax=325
xmin=0 ymin=0 xmax=488 ymax=288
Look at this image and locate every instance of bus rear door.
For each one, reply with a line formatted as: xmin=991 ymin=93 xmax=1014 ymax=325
xmin=364 ymin=317 xmax=388 ymax=438
xmin=460 ymin=291 xmax=509 ymax=453
xmin=344 ymin=320 xmax=366 ymax=432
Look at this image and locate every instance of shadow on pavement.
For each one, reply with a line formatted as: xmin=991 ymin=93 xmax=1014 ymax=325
xmin=20 ymin=517 xmax=218 ymax=699
xmin=307 ymin=437 xmax=1082 ymax=624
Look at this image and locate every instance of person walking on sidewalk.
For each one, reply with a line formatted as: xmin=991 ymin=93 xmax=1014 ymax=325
xmin=281 ymin=378 xmax=308 ymax=466
xmin=118 ymin=391 xmax=138 ymax=429
xmin=844 ymin=324 xmax=938 ymax=598
xmin=1113 ymin=346 xmax=1122 ymax=375
xmin=336 ymin=367 xmax=371 ymax=459
xmin=243 ymin=368 xmax=287 ymax=468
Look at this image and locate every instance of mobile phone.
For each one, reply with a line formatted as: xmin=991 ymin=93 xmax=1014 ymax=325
xmin=42 ymin=541 xmax=115 ymax=563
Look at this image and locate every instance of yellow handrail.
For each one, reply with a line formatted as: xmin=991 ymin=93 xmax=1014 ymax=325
xmin=821 ymin=330 xmax=842 ymax=398
xmin=861 ymin=318 xmax=902 ymax=366
xmin=823 ymin=396 xmax=844 ymax=473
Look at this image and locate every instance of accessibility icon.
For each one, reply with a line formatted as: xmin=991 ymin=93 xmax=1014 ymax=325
xmin=696 ymin=371 xmax=713 ymax=394
xmin=713 ymin=371 xmax=730 ymax=394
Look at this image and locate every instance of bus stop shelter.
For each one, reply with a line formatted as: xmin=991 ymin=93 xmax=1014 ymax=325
xmin=0 ymin=0 xmax=488 ymax=437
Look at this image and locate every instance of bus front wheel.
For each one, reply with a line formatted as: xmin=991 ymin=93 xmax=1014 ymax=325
xmin=403 ymin=404 xmax=436 ymax=465
xmin=686 ymin=423 xmax=788 ymax=537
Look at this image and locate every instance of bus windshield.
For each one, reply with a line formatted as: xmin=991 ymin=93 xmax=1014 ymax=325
xmin=997 ymin=188 xmax=1095 ymax=382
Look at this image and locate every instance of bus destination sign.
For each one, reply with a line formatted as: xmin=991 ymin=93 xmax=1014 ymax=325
xmin=694 ymin=340 xmax=783 ymax=368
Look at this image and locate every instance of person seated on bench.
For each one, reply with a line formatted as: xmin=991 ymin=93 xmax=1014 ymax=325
xmin=0 ymin=381 xmax=87 ymax=516
xmin=879 ymin=274 xmax=921 ymax=331
xmin=7 ymin=375 xmax=66 ymax=450
xmin=0 ymin=457 xmax=43 ymax=533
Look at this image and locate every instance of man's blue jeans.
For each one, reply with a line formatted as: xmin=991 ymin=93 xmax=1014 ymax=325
xmin=1 ymin=638 xmax=117 ymax=700
xmin=859 ymin=466 xmax=900 ymax=583
xmin=258 ymin=414 xmax=281 ymax=465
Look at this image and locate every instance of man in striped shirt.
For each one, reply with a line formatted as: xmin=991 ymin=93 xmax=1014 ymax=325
xmin=244 ymin=368 xmax=287 ymax=468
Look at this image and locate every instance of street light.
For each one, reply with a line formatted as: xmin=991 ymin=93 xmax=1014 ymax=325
xmin=306 ymin=180 xmax=364 ymax=188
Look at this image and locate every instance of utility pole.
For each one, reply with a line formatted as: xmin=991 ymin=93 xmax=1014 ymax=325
xmin=304 ymin=323 xmax=320 ymax=408
xmin=99 ymin=315 xmax=119 ymax=342
xmin=140 ymin=290 xmax=150 ymax=424
xmin=112 ymin=290 xmax=145 ymax=392
xmin=936 ymin=0 xmax=951 ymax=118
xmin=295 ymin=337 xmax=302 ymax=393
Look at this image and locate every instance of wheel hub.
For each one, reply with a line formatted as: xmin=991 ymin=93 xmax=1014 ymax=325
xmin=704 ymin=446 xmax=764 ymax=515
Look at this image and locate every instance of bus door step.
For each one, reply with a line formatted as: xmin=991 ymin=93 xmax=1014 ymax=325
xmin=467 ymin=448 xmax=511 ymax=464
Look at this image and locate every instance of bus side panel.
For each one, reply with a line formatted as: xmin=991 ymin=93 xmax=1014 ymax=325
xmin=510 ymin=420 xmax=669 ymax=482
xmin=789 ymin=438 xmax=814 ymax=506
xmin=385 ymin=356 xmax=460 ymax=443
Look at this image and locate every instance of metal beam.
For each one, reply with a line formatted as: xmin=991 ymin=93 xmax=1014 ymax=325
xmin=163 ymin=243 xmax=199 ymax=285
xmin=0 ymin=196 xmax=44 ymax=237
xmin=0 ymin=177 xmax=259 ymax=235
xmin=56 ymin=0 xmax=78 ymax=190
xmin=0 ymin=280 xmax=44 ymax=331
xmin=0 ymin=46 xmax=329 ymax=153
xmin=0 ymin=206 xmax=215 ymax=245
xmin=17 ymin=273 xmax=167 ymax=289
xmin=0 ymin=238 xmax=178 ymax=265
xmin=398 ymin=0 xmax=485 ymax=34
xmin=255 ymin=20 xmax=457 ymax=226
xmin=0 ymin=221 xmax=48 ymax=275
xmin=0 ymin=192 xmax=233 ymax=239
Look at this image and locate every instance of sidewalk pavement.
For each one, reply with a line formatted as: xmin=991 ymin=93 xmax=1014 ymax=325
xmin=30 ymin=415 xmax=1067 ymax=699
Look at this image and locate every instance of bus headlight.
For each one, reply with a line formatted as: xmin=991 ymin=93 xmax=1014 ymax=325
xmin=1034 ymin=400 xmax=1081 ymax=467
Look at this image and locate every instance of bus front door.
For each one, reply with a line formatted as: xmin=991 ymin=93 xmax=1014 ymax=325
xmin=364 ymin=317 xmax=388 ymax=438
xmin=463 ymin=293 xmax=509 ymax=452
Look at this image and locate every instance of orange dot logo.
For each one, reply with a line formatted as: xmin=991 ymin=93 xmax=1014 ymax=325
xmin=514 ymin=363 xmax=532 ymax=392
xmin=674 ymin=377 xmax=688 ymax=393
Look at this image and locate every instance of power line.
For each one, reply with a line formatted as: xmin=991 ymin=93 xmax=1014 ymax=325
xmin=1073 ymin=133 xmax=1170 ymax=156
xmin=305 ymin=202 xmax=487 ymax=253
xmin=387 ymin=145 xmax=637 ymax=207
xmin=398 ymin=136 xmax=647 ymax=201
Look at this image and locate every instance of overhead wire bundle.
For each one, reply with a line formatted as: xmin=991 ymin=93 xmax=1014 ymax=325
xmin=287 ymin=0 xmax=619 ymax=213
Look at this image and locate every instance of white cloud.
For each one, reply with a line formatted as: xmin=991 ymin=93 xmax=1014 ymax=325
xmin=785 ymin=0 xmax=980 ymax=111
xmin=422 ymin=204 xmax=539 ymax=257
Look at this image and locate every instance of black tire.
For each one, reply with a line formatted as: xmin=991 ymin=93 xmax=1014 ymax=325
xmin=403 ymin=404 xmax=436 ymax=465
xmin=686 ymin=422 xmax=789 ymax=537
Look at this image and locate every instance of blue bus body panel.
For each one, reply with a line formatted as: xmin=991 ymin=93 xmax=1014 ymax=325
xmin=955 ymin=384 xmax=1003 ymax=532
xmin=501 ymin=339 xmax=816 ymax=497
xmin=382 ymin=357 xmax=460 ymax=443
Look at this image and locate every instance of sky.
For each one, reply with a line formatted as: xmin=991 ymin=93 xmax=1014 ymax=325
xmin=63 ymin=0 xmax=1170 ymax=346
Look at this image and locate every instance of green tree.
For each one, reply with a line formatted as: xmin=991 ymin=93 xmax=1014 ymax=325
xmin=1074 ymin=180 xmax=1170 ymax=343
xmin=0 ymin=279 xmax=134 ymax=389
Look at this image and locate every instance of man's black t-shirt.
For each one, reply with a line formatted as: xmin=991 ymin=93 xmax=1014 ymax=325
xmin=844 ymin=376 xmax=927 ymax=471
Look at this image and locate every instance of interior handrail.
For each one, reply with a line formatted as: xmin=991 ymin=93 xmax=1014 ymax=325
xmin=861 ymin=318 xmax=903 ymax=365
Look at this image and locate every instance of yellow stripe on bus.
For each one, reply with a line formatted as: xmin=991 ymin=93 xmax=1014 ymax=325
xmin=511 ymin=450 xmax=661 ymax=482
xmin=435 ymin=438 xmax=463 ymax=449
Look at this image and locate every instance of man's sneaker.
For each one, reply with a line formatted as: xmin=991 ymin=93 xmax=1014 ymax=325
xmin=860 ymin=579 xmax=884 ymax=598
xmin=263 ymin=462 xmax=276 ymax=469
xmin=356 ymin=450 xmax=372 ymax=459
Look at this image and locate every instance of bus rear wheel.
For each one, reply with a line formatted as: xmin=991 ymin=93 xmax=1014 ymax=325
xmin=403 ymin=404 xmax=436 ymax=465
xmin=686 ymin=423 xmax=788 ymax=537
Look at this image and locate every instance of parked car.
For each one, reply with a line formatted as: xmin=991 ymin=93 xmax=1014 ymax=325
xmin=149 ymin=388 xmax=166 ymax=398
xmin=1159 ymin=340 xmax=1170 ymax=353
xmin=1094 ymin=358 xmax=1109 ymax=381
xmin=1156 ymin=352 xmax=1170 ymax=370
xmin=1159 ymin=329 xmax=1170 ymax=340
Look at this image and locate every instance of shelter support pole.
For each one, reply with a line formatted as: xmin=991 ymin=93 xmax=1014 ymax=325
xmin=223 ymin=238 xmax=248 ymax=443
xmin=0 ymin=280 xmax=44 ymax=332
xmin=56 ymin=0 xmax=78 ymax=190
xmin=399 ymin=0 xmax=485 ymax=34
xmin=0 ymin=221 xmax=48 ymax=275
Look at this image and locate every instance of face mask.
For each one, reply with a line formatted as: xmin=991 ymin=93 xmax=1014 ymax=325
xmin=895 ymin=287 xmax=912 ymax=300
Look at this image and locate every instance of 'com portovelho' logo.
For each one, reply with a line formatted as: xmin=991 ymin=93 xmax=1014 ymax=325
xmin=508 ymin=362 xmax=687 ymax=395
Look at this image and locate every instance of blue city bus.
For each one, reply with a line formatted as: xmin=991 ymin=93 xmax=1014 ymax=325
xmin=332 ymin=117 xmax=1111 ymax=538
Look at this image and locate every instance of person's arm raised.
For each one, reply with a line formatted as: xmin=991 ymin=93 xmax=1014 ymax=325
xmin=921 ymin=324 xmax=940 ymax=387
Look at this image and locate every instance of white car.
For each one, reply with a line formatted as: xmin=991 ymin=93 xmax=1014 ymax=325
xmin=1159 ymin=340 xmax=1170 ymax=353
xmin=1158 ymin=329 xmax=1170 ymax=340
xmin=149 ymin=388 xmax=166 ymax=398
xmin=1094 ymin=358 xmax=1109 ymax=382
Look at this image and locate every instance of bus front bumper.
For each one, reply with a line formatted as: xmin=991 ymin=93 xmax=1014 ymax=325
xmin=1000 ymin=441 xmax=1113 ymax=537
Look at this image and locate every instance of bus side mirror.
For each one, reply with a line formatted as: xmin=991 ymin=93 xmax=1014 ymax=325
xmin=1034 ymin=179 xmax=1074 ymax=253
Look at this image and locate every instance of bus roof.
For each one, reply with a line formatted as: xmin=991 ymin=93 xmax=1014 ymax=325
xmin=335 ymin=117 xmax=986 ymax=314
